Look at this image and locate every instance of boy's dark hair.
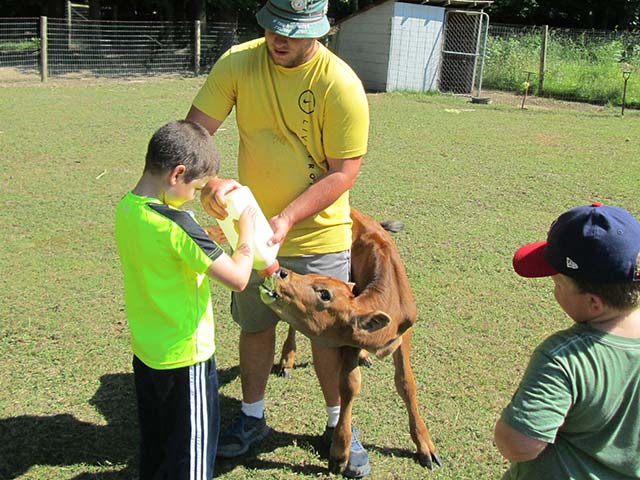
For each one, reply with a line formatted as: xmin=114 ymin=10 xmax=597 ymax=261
xmin=573 ymin=279 xmax=640 ymax=311
xmin=145 ymin=120 xmax=219 ymax=182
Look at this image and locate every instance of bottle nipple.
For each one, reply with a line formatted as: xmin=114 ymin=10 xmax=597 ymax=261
xmin=258 ymin=259 xmax=280 ymax=278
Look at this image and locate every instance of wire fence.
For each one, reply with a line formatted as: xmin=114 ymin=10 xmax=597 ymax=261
xmin=440 ymin=10 xmax=490 ymax=95
xmin=485 ymin=23 xmax=640 ymax=106
xmin=0 ymin=18 xmax=40 ymax=81
xmin=1 ymin=15 xmax=639 ymax=107
xmin=0 ymin=17 xmax=261 ymax=82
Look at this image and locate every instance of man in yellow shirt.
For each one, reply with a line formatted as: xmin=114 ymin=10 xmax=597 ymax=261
xmin=186 ymin=0 xmax=370 ymax=477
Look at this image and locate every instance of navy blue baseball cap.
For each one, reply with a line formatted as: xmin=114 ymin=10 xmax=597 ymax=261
xmin=513 ymin=203 xmax=640 ymax=283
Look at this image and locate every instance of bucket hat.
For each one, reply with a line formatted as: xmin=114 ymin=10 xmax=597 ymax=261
xmin=256 ymin=0 xmax=330 ymax=39
xmin=513 ymin=203 xmax=640 ymax=283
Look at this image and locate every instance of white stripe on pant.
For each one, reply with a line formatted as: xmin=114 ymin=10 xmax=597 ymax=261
xmin=190 ymin=362 xmax=208 ymax=480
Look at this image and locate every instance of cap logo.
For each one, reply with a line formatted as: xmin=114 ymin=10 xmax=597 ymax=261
xmin=635 ymin=252 xmax=640 ymax=282
xmin=566 ymin=257 xmax=579 ymax=270
xmin=291 ymin=0 xmax=307 ymax=11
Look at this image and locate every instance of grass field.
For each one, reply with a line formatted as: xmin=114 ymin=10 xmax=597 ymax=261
xmin=1 ymin=78 xmax=639 ymax=480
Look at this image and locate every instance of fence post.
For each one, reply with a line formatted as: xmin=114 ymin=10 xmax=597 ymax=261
xmin=67 ymin=0 xmax=71 ymax=48
xmin=40 ymin=16 xmax=48 ymax=82
xmin=194 ymin=20 xmax=201 ymax=76
xmin=538 ymin=24 xmax=548 ymax=96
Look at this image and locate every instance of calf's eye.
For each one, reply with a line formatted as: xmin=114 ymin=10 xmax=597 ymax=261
xmin=318 ymin=289 xmax=332 ymax=302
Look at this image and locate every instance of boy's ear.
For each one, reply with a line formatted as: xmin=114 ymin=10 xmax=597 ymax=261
xmin=587 ymin=293 xmax=606 ymax=316
xmin=168 ymin=165 xmax=187 ymax=185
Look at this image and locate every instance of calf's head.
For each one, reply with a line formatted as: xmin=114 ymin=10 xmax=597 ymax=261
xmin=259 ymin=268 xmax=402 ymax=357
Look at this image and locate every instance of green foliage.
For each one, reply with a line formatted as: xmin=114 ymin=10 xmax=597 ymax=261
xmin=484 ymin=32 xmax=542 ymax=90
xmin=206 ymin=0 xmax=262 ymax=18
xmin=0 ymin=38 xmax=40 ymax=51
xmin=488 ymin=0 xmax=640 ymax=30
xmin=484 ymin=30 xmax=640 ymax=107
xmin=1 ymin=79 xmax=639 ymax=479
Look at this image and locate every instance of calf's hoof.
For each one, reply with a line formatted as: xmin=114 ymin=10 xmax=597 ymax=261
xmin=358 ymin=356 xmax=373 ymax=368
xmin=417 ymin=451 xmax=442 ymax=470
xmin=328 ymin=458 xmax=347 ymax=475
xmin=278 ymin=367 xmax=291 ymax=379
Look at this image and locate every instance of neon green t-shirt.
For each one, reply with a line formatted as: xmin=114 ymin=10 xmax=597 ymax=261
xmin=115 ymin=192 xmax=223 ymax=369
xmin=501 ymin=323 xmax=640 ymax=479
xmin=193 ymin=38 xmax=369 ymax=256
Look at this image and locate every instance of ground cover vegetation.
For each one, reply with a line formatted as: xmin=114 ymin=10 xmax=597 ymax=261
xmin=484 ymin=29 xmax=640 ymax=107
xmin=1 ymin=78 xmax=639 ymax=479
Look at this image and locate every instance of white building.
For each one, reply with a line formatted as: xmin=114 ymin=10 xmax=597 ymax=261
xmin=329 ymin=0 xmax=493 ymax=94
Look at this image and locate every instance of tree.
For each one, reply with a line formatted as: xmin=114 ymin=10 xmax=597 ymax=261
xmin=488 ymin=0 xmax=640 ymax=29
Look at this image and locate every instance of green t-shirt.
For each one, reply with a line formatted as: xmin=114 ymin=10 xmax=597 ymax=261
xmin=501 ymin=323 xmax=640 ymax=479
xmin=115 ymin=192 xmax=223 ymax=369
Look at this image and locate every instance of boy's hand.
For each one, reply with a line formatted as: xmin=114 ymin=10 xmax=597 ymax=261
xmin=200 ymin=177 xmax=242 ymax=219
xmin=238 ymin=206 xmax=257 ymax=238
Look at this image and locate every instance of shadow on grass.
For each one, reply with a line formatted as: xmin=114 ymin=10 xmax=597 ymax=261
xmin=214 ymin=428 xmax=328 ymax=477
xmin=214 ymin=429 xmax=431 ymax=477
xmin=0 ymin=372 xmax=138 ymax=479
xmin=0 ymin=363 xmax=331 ymax=479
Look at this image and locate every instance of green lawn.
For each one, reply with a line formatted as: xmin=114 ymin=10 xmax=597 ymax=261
xmin=1 ymin=79 xmax=639 ymax=479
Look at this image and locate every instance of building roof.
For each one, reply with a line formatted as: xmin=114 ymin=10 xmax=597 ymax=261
xmin=331 ymin=0 xmax=493 ymax=28
xmin=405 ymin=0 xmax=493 ymax=9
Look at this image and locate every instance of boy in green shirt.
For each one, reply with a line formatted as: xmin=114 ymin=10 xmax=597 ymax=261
xmin=495 ymin=203 xmax=640 ymax=479
xmin=115 ymin=120 xmax=256 ymax=479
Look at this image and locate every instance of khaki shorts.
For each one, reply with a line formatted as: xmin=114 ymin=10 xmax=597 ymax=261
xmin=231 ymin=250 xmax=351 ymax=333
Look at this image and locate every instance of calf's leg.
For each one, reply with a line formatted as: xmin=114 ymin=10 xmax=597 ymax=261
xmin=278 ymin=325 xmax=297 ymax=378
xmin=392 ymin=329 xmax=441 ymax=469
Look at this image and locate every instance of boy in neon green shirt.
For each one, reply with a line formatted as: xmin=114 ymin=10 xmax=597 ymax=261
xmin=495 ymin=203 xmax=640 ymax=479
xmin=115 ymin=120 xmax=256 ymax=480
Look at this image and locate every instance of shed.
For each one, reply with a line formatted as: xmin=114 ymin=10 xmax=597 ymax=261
xmin=329 ymin=0 xmax=493 ymax=94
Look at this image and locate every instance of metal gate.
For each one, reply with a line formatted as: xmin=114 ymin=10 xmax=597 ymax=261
xmin=439 ymin=9 xmax=490 ymax=95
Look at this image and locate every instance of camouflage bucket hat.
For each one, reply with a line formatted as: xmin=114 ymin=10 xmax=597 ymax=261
xmin=256 ymin=0 xmax=330 ymax=39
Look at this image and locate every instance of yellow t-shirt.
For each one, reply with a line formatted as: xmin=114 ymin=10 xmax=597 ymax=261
xmin=193 ymin=38 xmax=369 ymax=255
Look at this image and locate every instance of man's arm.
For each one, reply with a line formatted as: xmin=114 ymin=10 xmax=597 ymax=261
xmin=268 ymin=155 xmax=362 ymax=246
xmin=186 ymin=105 xmax=223 ymax=135
xmin=186 ymin=105 xmax=241 ymax=218
xmin=494 ymin=418 xmax=548 ymax=462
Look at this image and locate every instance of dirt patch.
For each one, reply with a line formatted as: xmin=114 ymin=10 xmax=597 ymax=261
xmin=0 ymin=67 xmax=41 ymax=83
xmin=475 ymin=89 xmax=608 ymax=113
xmin=0 ymin=68 xmax=192 ymax=87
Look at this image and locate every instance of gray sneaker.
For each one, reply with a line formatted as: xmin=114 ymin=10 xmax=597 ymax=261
xmin=321 ymin=425 xmax=371 ymax=478
xmin=216 ymin=412 xmax=270 ymax=458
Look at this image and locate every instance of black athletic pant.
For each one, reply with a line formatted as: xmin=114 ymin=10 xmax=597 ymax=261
xmin=133 ymin=355 xmax=219 ymax=480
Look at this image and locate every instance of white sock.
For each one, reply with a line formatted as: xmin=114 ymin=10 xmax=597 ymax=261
xmin=326 ymin=405 xmax=341 ymax=428
xmin=241 ymin=399 xmax=265 ymax=419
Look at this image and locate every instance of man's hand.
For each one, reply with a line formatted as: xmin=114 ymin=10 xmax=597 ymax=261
xmin=202 ymin=225 xmax=228 ymax=245
xmin=200 ymin=178 xmax=242 ymax=219
xmin=268 ymin=213 xmax=293 ymax=247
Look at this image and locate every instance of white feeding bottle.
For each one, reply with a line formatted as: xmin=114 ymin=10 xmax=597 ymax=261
xmin=216 ymin=186 xmax=280 ymax=276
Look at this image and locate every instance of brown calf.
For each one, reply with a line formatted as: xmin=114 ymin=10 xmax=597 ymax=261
xmin=277 ymin=325 xmax=371 ymax=378
xmin=259 ymin=208 xmax=440 ymax=474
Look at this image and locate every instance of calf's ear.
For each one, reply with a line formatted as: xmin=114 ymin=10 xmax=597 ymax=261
xmin=354 ymin=311 xmax=391 ymax=332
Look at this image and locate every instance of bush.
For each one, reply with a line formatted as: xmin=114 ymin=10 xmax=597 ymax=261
xmin=483 ymin=26 xmax=640 ymax=107
xmin=0 ymin=38 xmax=40 ymax=52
